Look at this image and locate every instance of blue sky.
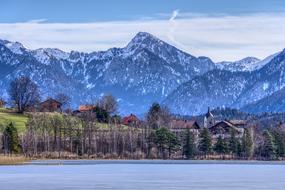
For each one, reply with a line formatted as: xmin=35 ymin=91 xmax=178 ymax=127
xmin=1 ymin=0 xmax=285 ymax=61
xmin=1 ymin=0 xmax=285 ymax=22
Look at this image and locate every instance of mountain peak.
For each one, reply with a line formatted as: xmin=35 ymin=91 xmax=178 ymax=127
xmin=238 ymin=57 xmax=260 ymax=64
xmin=216 ymin=56 xmax=263 ymax=72
xmin=133 ymin=32 xmax=156 ymax=40
xmin=0 ymin=40 xmax=25 ymax=55
xmin=42 ymin=48 xmax=70 ymax=60
xmin=126 ymin=32 xmax=161 ymax=51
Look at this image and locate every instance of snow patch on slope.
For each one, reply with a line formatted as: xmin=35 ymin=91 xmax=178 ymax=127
xmin=216 ymin=57 xmax=260 ymax=72
xmin=5 ymin=42 xmax=25 ymax=55
xmin=32 ymin=49 xmax=51 ymax=65
xmin=43 ymin=48 xmax=70 ymax=60
xmin=216 ymin=54 xmax=279 ymax=72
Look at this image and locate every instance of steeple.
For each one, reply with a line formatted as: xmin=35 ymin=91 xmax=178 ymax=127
xmin=205 ymin=107 xmax=213 ymax=118
xmin=204 ymin=107 xmax=215 ymax=128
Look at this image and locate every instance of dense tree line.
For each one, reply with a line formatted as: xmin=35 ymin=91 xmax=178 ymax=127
xmin=1 ymin=77 xmax=285 ymax=160
xmin=1 ymin=115 xmax=284 ymax=160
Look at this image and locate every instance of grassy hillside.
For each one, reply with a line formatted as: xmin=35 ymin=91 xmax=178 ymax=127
xmin=0 ymin=108 xmax=130 ymax=133
xmin=0 ymin=108 xmax=28 ymax=133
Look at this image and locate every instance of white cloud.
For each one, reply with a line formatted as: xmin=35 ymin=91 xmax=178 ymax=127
xmin=26 ymin=19 xmax=47 ymax=24
xmin=0 ymin=13 xmax=285 ymax=62
xmin=167 ymin=9 xmax=186 ymax=51
xmin=169 ymin=9 xmax=179 ymax=21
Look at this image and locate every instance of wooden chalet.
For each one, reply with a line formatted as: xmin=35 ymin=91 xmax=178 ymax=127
xmin=39 ymin=98 xmax=62 ymax=112
xmin=227 ymin=120 xmax=247 ymax=128
xmin=170 ymin=119 xmax=201 ymax=138
xmin=122 ymin=114 xmax=140 ymax=127
xmin=209 ymin=120 xmax=244 ymax=139
xmin=170 ymin=120 xmax=200 ymax=131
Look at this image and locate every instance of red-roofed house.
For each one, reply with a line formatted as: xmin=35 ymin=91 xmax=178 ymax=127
xmin=122 ymin=114 xmax=140 ymax=127
xmin=78 ymin=105 xmax=96 ymax=112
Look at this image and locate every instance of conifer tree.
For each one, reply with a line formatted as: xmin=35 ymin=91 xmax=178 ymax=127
xmin=183 ymin=128 xmax=196 ymax=159
xmin=241 ymin=128 xmax=254 ymax=159
xmin=198 ymin=128 xmax=212 ymax=156
xmin=155 ymin=127 xmax=179 ymax=159
xmin=262 ymin=130 xmax=277 ymax=160
xmin=271 ymin=129 xmax=285 ymax=158
xmin=3 ymin=122 xmax=21 ymax=154
xmin=214 ymin=136 xmax=227 ymax=154
xmin=229 ymin=129 xmax=239 ymax=156
xmin=236 ymin=141 xmax=242 ymax=158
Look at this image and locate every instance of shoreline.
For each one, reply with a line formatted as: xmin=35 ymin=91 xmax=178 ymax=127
xmin=1 ymin=155 xmax=285 ymax=166
xmin=25 ymin=159 xmax=285 ymax=166
xmin=0 ymin=155 xmax=30 ymax=166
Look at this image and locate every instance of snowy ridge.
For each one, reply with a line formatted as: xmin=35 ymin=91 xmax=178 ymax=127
xmin=0 ymin=32 xmax=215 ymax=114
xmin=1 ymin=33 xmax=285 ymax=115
xmin=164 ymin=49 xmax=285 ymax=115
xmin=216 ymin=54 xmax=278 ymax=72
xmin=43 ymin=48 xmax=70 ymax=60
xmin=0 ymin=41 xmax=25 ymax=55
xmin=216 ymin=57 xmax=260 ymax=72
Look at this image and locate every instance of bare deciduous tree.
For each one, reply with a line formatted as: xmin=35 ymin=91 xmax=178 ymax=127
xmin=55 ymin=93 xmax=71 ymax=110
xmin=98 ymin=94 xmax=118 ymax=114
xmin=146 ymin=103 xmax=171 ymax=129
xmin=9 ymin=76 xmax=40 ymax=113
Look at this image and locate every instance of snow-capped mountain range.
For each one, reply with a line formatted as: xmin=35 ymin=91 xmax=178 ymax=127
xmin=217 ymin=57 xmax=260 ymax=72
xmin=216 ymin=53 xmax=278 ymax=72
xmin=0 ymin=32 xmax=215 ymax=114
xmin=164 ymin=49 xmax=285 ymax=115
xmin=0 ymin=32 xmax=284 ymax=115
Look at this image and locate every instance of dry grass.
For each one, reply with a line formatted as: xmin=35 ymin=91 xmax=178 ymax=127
xmin=0 ymin=155 xmax=29 ymax=165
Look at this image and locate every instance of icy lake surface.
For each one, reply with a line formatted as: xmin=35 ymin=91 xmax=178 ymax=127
xmin=0 ymin=160 xmax=285 ymax=190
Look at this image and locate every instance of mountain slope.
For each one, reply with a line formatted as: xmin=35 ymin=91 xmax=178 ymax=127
xmin=216 ymin=53 xmax=278 ymax=72
xmin=164 ymin=49 xmax=285 ymax=115
xmin=241 ymin=87 xmax=285 ymax=113
xmin=163 ymin=70 xmax=251 ymax=115
xmin=216 ymin=57 xmax=261 ymax=72
xmin=0 ymin=32 xmax=216 ymax=114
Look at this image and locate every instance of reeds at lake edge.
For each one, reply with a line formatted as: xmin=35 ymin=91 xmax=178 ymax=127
xmin=0 ymin=155 xmax=29 ymax=165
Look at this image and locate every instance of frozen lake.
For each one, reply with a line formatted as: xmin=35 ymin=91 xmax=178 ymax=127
xmin=0 ymin=160 xmax=285 ymax=190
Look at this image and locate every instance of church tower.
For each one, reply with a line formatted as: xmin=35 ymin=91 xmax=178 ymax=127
xmin=204 ymin=107 xmax=215 ymax=128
